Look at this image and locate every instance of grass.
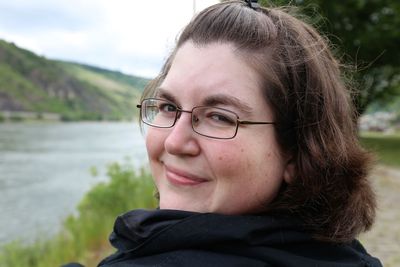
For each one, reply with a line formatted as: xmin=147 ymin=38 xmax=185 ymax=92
xmin=0 ymin=163 xmax=157 ymax=267
xmin=360 ymin=131 xmax=400 ymax=168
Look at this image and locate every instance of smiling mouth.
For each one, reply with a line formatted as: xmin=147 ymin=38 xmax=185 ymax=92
xmin=165 ymin=166 xmax=209 ymax=186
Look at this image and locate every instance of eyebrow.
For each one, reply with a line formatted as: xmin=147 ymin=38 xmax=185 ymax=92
xmin=155 ymin=88 xmax=253 ymax=116
xmin=155 ymin=88 xmax=178 ymax=104
xmin=202 ymin=94 xmax=253 ymax=116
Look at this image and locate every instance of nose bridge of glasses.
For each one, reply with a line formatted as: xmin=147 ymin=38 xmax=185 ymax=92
xmin=174 ymin=107 xmax=202 ymax=133
xmin=175 ymin=107 xmax=193 ymax=120
xmin=178 ymin=108 xmax=193 ymax=114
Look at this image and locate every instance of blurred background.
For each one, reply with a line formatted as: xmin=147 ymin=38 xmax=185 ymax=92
xmin=0 ymin=0 xmax=399 ymax=266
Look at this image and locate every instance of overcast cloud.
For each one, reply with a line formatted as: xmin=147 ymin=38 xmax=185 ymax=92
xmin=0 ymin=0 xmax=219 ymax=78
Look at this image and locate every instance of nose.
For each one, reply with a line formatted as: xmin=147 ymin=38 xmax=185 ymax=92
xmin=164 ymin=111 xmax=200 ymax=156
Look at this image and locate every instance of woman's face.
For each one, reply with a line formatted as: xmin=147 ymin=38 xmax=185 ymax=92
xmin=146 ymin=41 xmax=293 ymax=215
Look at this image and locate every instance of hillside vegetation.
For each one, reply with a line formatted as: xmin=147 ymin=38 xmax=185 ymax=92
xmin=0 ymin=39 xmax=149 ymax=121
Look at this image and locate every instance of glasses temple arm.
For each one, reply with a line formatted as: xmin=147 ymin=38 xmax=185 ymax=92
xmin=238 ymin=120 xmax=276 ymax=125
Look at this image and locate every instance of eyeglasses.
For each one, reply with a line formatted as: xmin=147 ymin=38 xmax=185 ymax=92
xmin=137 ymin=98 xmax=276 ymax=139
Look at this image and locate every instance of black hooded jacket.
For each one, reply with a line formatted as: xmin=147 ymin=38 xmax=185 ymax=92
xmin=96 ymin=209 xmax=382 ymax=267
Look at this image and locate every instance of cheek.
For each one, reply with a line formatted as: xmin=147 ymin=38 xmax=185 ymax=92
xmin=145 ymin=130 xmax=166 ymax=188
xmin=211 ymin=137 xmax=284 ymax=181
xmin=210 ymin=143 xmax=252 ymax=176
xmin=145 ymin=129 xmax=164 ymax=161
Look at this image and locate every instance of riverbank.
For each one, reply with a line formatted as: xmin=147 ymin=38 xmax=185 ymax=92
xmin=0 ymin=110 xmax=138 ymax=122
xmin=0 ymin=122 xmax=147 ymax=245
xmin=0 ymin=110 xmax=61 ymax=122
xmin=0 ymin=163 xmax=157 ymax=267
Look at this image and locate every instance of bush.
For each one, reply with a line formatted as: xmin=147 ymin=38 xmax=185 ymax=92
xmin=0 ymin=163 xmax=157 ymax=267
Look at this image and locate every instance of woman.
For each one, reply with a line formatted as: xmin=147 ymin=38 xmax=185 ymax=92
xmin=98 ymin=1 xmax=382 ymax=266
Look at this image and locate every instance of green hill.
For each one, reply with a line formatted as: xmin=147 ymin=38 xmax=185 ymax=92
xmin=0 ymin=39 xmax=150 ymax=121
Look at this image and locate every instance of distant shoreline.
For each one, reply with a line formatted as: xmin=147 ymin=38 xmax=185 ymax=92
xmin=0 ymin=110 xmax=136 ymax=122
xmin=0 ymin=110 xmax=61 ymax=122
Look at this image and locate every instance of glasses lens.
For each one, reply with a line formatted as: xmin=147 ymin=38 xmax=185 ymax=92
xmin=141 ymin=99 xmax=176 ymax=128
xmin=192 ymin=107 xmax=238 ymax=139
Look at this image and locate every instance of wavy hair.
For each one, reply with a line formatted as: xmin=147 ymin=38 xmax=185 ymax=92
xmin=141 ymin=0 xmax=376 ymax=243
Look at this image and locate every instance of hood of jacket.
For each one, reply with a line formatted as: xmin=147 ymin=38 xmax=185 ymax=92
xmin=99 ymin=209 xmax=382 ymax=267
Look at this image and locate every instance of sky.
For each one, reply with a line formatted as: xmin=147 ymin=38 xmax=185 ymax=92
xmin=0 ymin=0 xmax=219 ymax=78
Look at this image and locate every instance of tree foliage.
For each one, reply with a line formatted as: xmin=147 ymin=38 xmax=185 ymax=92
xmin=258 ymin=0 xmax=400 ymax=114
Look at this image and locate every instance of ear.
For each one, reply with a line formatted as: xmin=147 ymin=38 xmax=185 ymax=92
xmin=283 ymin=158 xmax=296 ymax=184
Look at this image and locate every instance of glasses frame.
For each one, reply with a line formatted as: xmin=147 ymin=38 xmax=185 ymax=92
xmin=136 ymin=98 xmax=276 ymax=139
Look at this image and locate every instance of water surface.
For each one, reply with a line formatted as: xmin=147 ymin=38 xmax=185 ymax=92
xmin=0 ymin=122 xmax=147 ymax=244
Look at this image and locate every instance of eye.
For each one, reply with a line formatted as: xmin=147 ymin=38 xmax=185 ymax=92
xmin=206 ymin=111 xmax=236 ymax=126
xmin=159 ymin=102 xmax=177 ymax=113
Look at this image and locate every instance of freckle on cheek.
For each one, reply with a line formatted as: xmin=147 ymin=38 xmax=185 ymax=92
xmin=218 ymin=156 xmax=223 ymax=161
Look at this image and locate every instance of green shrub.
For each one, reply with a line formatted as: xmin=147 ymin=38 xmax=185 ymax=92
xmin=0 ymin=163 xmax=157 ymax=267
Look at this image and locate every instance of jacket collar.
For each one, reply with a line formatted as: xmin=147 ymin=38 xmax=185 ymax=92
xmin=109 ymin=209 xmax=307 ymax=255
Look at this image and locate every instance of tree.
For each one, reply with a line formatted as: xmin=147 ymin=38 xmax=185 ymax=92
xmin=258 ymin=0 xmax=400 ymax=115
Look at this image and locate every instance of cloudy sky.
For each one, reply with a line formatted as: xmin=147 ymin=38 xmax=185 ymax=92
xmin=0 ymin=0 xmax=219 ymax=78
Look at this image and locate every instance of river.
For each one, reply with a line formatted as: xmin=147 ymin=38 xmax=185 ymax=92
xmin=0 ymin=122 xmax=148 ymax=245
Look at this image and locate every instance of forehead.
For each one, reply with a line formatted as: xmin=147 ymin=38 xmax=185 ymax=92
xmin=161 ymin=42 xmax=261 ymax=99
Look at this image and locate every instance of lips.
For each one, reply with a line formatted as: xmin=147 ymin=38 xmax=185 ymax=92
xmin=165 ymin=165 xmax=209 ymax=186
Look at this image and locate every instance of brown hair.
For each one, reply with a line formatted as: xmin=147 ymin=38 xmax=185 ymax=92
xmin=142 ymin=0 xmax=376 ymax=243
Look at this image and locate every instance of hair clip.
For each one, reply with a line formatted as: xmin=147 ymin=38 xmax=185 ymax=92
xmin=245 ymin=0 xmax=260 ymax=10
